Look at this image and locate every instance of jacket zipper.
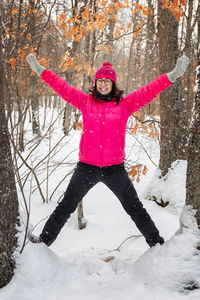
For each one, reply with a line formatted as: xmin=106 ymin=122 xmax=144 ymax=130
xmin=100 ymin=105 xmax=105 ymax=168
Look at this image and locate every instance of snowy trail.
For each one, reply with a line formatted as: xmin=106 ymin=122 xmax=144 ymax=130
xmin=1 ymin=183 xmax=200 ymax=300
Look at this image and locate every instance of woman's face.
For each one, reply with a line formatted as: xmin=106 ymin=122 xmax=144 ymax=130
xmin=96 ymin=78 xmax=113 ymax=95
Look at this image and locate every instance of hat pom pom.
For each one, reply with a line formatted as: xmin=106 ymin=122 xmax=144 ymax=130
xmin=102 ymin=62 xmax=112 ymax=67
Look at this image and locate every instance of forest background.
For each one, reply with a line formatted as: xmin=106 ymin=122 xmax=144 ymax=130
xmin=0 ymin=0 xmax=200 ymax=292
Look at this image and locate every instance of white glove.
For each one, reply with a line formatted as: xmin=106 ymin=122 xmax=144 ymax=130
xmin=27 ymin=54 xmax=45 ymax=76
xmin=167 ymin=55 xmax=189 ymax=83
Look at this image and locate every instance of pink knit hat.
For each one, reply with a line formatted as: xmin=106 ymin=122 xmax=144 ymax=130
xmin=94 ymin=62 xmax=117 ymax=84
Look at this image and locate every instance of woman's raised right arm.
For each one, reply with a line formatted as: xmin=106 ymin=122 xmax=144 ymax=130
xmin=27 ymin=54 xmax=86 ymax=111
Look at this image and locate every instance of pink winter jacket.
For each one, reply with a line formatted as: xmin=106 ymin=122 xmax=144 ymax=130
xmin=41 ymin=70 xmax=172 ymax=167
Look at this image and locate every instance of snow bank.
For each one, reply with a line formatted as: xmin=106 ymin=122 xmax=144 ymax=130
xmin=131 ymin=205 xmax=200 ymax=297
xmin=1 ymin=190 xmax=200 ymax=300
xmin=143 ymin=160 xmax=187 ymax=210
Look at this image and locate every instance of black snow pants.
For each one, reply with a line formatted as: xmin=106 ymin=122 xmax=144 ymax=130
xmin=40 ymin=162 xmax=162 ymax=247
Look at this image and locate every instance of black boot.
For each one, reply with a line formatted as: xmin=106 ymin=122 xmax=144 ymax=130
xmin=28 ymin=233 xmax=43 ymax=244
xmin=146 ymin=235 xmax=164 ymax=247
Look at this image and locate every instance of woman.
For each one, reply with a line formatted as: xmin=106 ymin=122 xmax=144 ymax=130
xmin=27 ymin=53 xmax=189 ymax=247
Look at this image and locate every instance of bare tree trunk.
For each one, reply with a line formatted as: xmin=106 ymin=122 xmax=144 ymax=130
xmin=143 ymin=0 xmax=156 ymax=84
xmin=103 ymin=0 xmax=117 ymax=64
xmin=62 ymin=0 xmax=82 ymax=135
xmin=30 ymin=76 xmax=41 ymax=135
xmin=77 ymin=201 xmax=86 ymax=229
xmin=18 ymin=118 xmax=25 ymax=151
xmin=62 ymin=103 xmax=73 ymax=135
xmin=183 ymin=0 xmax=197 ymax=123
xmin=158 ymin=0 xmax=188 ymax=177
xmin=0 ymin=10 xmax=19 ymax=288
xmin=82 ymin=33 xmax=91 ymax=91
xmin=143 ymin=0 xmax=157 ymax=115
xmin=126 ymin=25 xmax=135 ymax=95
xmin=77 ymin=11 xmax=95 ymax=229
xmin=185 ymin=1 xmax=200 ymax=226
xmin=29 ymin=0 xmax=41 ymax=136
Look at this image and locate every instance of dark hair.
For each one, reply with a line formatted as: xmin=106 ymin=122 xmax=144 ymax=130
xmin=90 ymin=82 xmax=124 ymax=105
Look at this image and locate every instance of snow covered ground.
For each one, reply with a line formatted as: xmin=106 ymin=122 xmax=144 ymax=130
xmin=1 ymin=109 xmax=200 ymax=300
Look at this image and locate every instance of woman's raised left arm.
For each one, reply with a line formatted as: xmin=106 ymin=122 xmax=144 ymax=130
xmin=125 ymin=55 xmax=189 ymax=115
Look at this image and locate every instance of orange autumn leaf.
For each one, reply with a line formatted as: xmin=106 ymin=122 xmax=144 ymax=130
xmin=105 ymin=45 xmax=112 ymax=55
xmin=86 ymin=21 xmax=96 ymax=31
xmin=38 ymin=58 xmax=48 ymax=67
xmin=58 ymin=14 xmax=67 ymax=22
xmin=149 ymin=125 xmax=159 ymax=139
xmin=104 ymin=256 xmax=115 ymax=262
xmin=82 ymin=6 xmax=90 ymax=21
xmin=74 ymin=64 xmax=82 ymax=72
xmin=133 ymin=32 xmax=138 ymax=38
xmin=108 ymin=4 xmax=114 ymax=14
xmin=125 ymin=0 xmax=129 ymax=8
xmin=8 ymin=58 xmax=17 ymax=69
xmin=114 ymin=1 xmax=124 ymax=9
xmin=69 ymin=26 xmax=79 ymax=38
xmin=129 ymin=164 xmax=148 ymax=182
xmin=74 ymin=34 xmax=82 ymax=42
xmin=75 ymin=18 xmax=81 ymax=25
xmin=142 ymin=165 xmax=148 ymax=176
xmin=161 ymin=0 xmax=186 ymax=21
xmin=141 ymin=124 xmax=148 ymax=133
xmin=67 ymin=18 xmax=73 ymax=24
xmin=97 ymin=23 xmax=106 ymax=32
xmin=112 ymin=15 xmax=117 ymax=23
xmin=113 ymin=29 xmax=121 ymax=38
xmin=87 ymin=67 xmax=96 ymax=77
xmin=134 ymin=111 xmax=141 ymax=119
xmin=60 ymin=56 xmax=75 ymax=71
xmin=11 ymin=8 xmax=18 ymax=16
xmin=76 ymin=122 xmax=83 ymax=130
xmin=83 ymin=61 xmax=90 ymax=69
xmin=132 ymin=123 xmax=139 ymax=134
xmin=17 ymin=49 xmax=25 ymax=56
xmin=133 ymin=3 xmax=142 ymax=9
xmin=31 ymin=70 xmax=36 ymax=76
xmin=97 ymin=45 xmax=104 ymax=51
xmin=59 ymin=22 xmax=67 ymax=32
xmin=142 ymin=7 xmax=150 ymax=16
